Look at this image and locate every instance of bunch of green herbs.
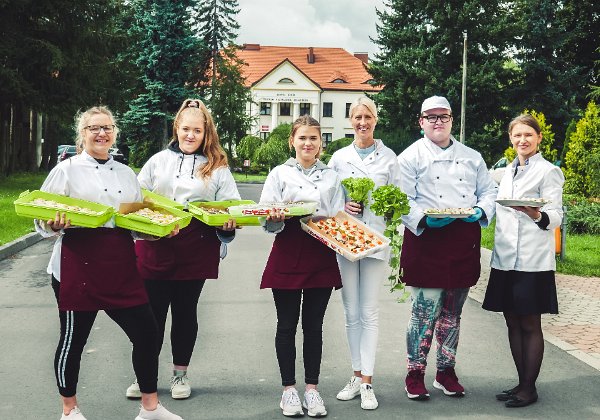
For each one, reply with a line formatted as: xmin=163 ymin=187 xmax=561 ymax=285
xmin=341 ymin=177 xmax=375 ymax=205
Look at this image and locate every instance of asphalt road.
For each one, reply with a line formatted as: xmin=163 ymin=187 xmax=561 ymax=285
xmin=1 ymin=183 xmax=599 ymax=419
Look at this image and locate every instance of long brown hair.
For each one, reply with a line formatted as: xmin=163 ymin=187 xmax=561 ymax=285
xmin=170 ymin=98 xmax=228 ymax=179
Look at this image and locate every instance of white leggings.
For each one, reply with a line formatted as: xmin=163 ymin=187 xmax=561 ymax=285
xmin=337 ymin=256 xmax=387 ymax=377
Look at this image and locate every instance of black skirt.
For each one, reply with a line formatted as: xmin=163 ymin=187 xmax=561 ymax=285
xmin=482 ymin=268 xmax=559 ymax=315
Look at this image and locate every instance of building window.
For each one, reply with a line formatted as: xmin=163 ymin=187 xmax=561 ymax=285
xmin=345 ymin=103 xmax=351 ymax=118
xmin=323 ymin=102 xmax=333 ymax=118
xmin=323 ymin=133 xmax=333 ymax=147
xmin=332 ymin=78 xmax=347 ymax=83
xmin=259 ymin=132 xmax=269 ymax=140
xmin=279 ymin=102 xmax=291 ymax=116
xmin=278 ymin=78 xmax=294 ymax=84
xmin=345 ymin=133 xmax=355 ymax=139
xmin=260 ymin=102 xmax=271 ymax=115
xmin=299 ymin=103 xmax=311 ymax=116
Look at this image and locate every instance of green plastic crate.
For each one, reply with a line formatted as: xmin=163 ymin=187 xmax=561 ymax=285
xmin=188 ymin=200 xmax=261 ymax=226
xmin=115 ymin=205 xmax=192 ymax=237
xmin=141 ymin=189 xmax=184 ymax=210
xmin=14 ymin=190 xmax=114 ymax=228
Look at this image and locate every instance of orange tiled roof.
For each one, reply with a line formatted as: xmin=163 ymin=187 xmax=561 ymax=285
xmin=236 ymin=45 xmax=381 ymax=92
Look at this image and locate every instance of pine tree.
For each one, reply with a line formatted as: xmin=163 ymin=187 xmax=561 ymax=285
xmin=122 ymin=0 xmax=206 ymax=166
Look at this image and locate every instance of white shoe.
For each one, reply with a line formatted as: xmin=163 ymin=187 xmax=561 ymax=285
xmin=336 ymin=376 xmax=361 ymax=401
xmin=303 ymin=389 xmax=327 ymax=417
xmin=60 ymin=406 xmax=87 ymax=420
xmin=360 ymin=383 xmax=378 ymax=410
xmin=135 ymin=402 xmax=183 ymax=420
xmin=170 ymin=375 xmax=191 ymax=399
xmin=126 ymin=379 xmax=142 ymax=399
xmin=280 ymin=388 xmax=304 ymax=417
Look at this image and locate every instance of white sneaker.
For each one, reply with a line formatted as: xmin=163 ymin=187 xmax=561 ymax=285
xmin=280 ymin=388 xmax=304 ymax=417
xmin=336 ymin=376 xmax=361 ymax=401
xmin=170 ymin=375 xmax=191 ymax=399
xmin=60 ymin=406 xmax=87 ymax=420
xmin=126 ymin=379 xmax=142 ymax=399
xmin=303 ymin=389 xmax=327 ymax=417
xmin=135 ymin=402 xmax=183 ymax=420
xmin=360 ymin=383 xmax=379 ymax=410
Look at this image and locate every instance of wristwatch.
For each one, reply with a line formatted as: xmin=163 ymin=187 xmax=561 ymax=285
xmin=532 ymin=212 xmax=542 ymax=223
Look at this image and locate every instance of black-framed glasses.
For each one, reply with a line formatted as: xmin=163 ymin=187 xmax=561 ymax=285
xmin=422 ymin=114 xmax=452 ymax=124
xmin=85 ymin=125 xmax=115 ymax=134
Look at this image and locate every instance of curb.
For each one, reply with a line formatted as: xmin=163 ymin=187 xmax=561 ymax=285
xmin=0 ymin=232 xmax=43 ymax=261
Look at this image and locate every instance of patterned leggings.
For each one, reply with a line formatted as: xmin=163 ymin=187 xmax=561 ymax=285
xmin=406 ymin=287 xmax=469 ymax=371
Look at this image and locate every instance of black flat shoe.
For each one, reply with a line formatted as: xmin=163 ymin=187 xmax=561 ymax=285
xmin=505 ymin=393 xmax=538 ymax=408
xmin=495 ymin=388 xmax=518 ymax=401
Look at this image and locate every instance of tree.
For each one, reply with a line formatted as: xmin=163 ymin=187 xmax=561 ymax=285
xmin=563 ymin=101 xmax=600 ymax=197
xmin=369 ymin=0 xmax=517 ymax=163
xmin=121 ymin=0 xmax=206 ymax=166
xmin=208 ymin=47 xmax=254 ymax=158
xmin=255 ymin=123 xmax=291 ymax=171
xmin=236 ymin=135 xmax=262 ymax=161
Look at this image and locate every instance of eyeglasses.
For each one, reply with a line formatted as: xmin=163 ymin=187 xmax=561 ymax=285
xmin=85 ymin=125 xmax=115 ymax=134
xmin=422 ymin=114 xmax=452 ymax=124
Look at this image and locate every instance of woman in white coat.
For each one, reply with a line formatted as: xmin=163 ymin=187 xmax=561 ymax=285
xmin=328 ymin=96 xmax=401 ymax=410
xmin=483 ymin=114 xmax=564 ymax=408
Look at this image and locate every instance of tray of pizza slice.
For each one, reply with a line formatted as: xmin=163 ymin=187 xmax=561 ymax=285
xmin=300 ymin=211 xmax=390 ymax=262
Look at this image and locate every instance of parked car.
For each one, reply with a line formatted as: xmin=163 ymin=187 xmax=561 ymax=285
xmin=109 ymin=147 xmax=128 ymax=164
xmin=58 ymin=145 xmax=78 ymax=162
xmin=488 ymin=157 xmax=508 ymax=184
xmin=57 ymin=144 xmax=70 ymax=158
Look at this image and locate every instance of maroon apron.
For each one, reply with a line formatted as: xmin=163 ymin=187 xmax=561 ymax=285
xmin=135 ymin=218 xmax=221 ymax=280
xmin=400 ymin=220 xmax=481 ymax=289
xmin=261 ymin=218 xmax=342 ymax=290
xmin=59 ymin=228 xmax=148 ymax=311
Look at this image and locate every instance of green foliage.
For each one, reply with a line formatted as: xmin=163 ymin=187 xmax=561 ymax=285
xmin=370 ymin=184 xmax=410 ymax=300
xmin=341 ymin=177 xmax=375 ymax=204
xmin=563 ymin=101 xmax=600 ymax=197
xmin=374 ymin=126 xmax=418 ymax=155
xmin=523 ymin=109 xmax=558 ymax=162
xmin=560 ymin=119 xmax=577 ymax=165
xmin=504 ymin=146 xmax=516 ymax=162
xmin=564 ymin=195 xmax=600 ymax=235
xmin=236 ymin=135 xmax=262 ymax=161
xmin=319 ymin=153 xmax=332 ymax=164
xmin=255 ymin=132 xmax=289 ymax=171
xmin=270 ymin=122 xmax=292 ymax=141
xmin=325 ymin=137 xmax=353 ymax=154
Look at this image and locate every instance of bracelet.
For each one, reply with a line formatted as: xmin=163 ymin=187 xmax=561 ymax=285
xmin=532 ymin=212 xmax=542 ymax=223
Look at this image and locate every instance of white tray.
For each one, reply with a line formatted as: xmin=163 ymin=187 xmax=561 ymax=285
xmin=423 ymin=208 xmax=476 ymax=218
xmin=496 ymin=198 xmax=549 ymax=207
xmin=300 ymin=211 xmax=390 ymax=262
xmin=228 ymin=201 xmax=318 ymax=217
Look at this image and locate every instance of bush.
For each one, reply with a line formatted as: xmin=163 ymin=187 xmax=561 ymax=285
xmin=564 ymin=195 xmax=600 ymax=234
xmin=325 ymin=137 xmax=353 ymax=155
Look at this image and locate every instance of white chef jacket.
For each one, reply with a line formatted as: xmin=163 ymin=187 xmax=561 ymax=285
xmin=397 ymin=136 xmax=498 ymax=236
xmin=328 ymin=139 xmax=401 ymax=260
xmin=491 ymin=153 xmax=564 ymax=272
xmin=260 ymin=158 xmax=345 ymax=230
xmin=34 ymin=150 xmax=143 ymax=280
xmin=138 ymin=148 xmax=241 ymax=207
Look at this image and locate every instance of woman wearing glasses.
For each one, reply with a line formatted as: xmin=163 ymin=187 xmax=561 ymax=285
xmin=35 ymin=106 xmax=182 ymax=420
xmin=328 ymin=96 xmax=402 ymax=410
xmin=397 ymin=96 xmax=497 ymax=401
xmin=125 ymin=99 xmax=240 ymax=401
xmin=483 ymin=114 xmax=564 ymax=408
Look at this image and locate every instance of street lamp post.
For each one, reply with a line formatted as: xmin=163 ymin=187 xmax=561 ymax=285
xmin=460 ymin=30 xmax=467 ymax=143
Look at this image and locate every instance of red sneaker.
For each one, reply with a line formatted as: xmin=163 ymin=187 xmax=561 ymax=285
xmin=405 ymin=370 xmax=430 ymax=400
xmin=433 ymin=367 xmax=465 ymax=397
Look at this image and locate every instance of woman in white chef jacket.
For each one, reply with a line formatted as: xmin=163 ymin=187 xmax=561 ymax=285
xmin=328 ymin=96 xmax=401 ymax=410
xmin=260 ymin=115 xmax=344 ymax=418
xmin=35 ymin=106 xmax=182 ymax=420
xmin=483 ymin=114 xmax=564 ymax=408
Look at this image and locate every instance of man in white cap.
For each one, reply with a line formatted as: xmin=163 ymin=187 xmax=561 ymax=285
xmin=397 ymin=96 xmax=497 ymax=401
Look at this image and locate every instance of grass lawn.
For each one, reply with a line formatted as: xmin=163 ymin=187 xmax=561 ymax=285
xmin=233 ymin=172 xmax=266 ymax=182
xmin=481 ymin=220 xmax=600 ymax=277
xmin=0 ymin=172 xmax=49 ymax=246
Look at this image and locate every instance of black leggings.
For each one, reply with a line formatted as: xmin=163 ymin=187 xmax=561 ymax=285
xmin=144 ymin=279 xmax=206 ymax=366
xmin=52 ymin=278 xmax=159 ymax=397
xmin=272 ymin=288 xmax=333 ymax=386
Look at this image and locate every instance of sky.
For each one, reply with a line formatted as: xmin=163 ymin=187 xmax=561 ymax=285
xmin=235 ymin=0 xmax=387 ymax=58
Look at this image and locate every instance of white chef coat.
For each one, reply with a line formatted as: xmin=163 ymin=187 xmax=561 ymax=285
xmin=34 ymin=150 xmax=143 ymax=280
xmin=397 ymin=136 xmax=498 ymax=236
xmin=260 ymin=158 xmax=345 ymax=230
xmin=328 ymin=139 xmax=401 ymax=260
xmin=138 ymin=148 xmax=241 ymax=207
xmin=491 ymin=153 xmax=564 ymax=272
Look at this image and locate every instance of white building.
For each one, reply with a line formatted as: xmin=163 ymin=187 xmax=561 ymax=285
xmin=236 ymin=44 xmax=381 ymax=146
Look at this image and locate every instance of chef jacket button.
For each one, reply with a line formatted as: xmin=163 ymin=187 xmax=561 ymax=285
xmin=299 ymin=186 xmax=303 ymax=189
xmin=314 ymin=186 xmax=317 ymax=189
xmin=351 ymin=172 xmax=354 ymax=174
xmin=104 ymin=188 xmax=107 ymax=191
xmin=456 ymin=162 xmax=459 ymax=164
xmin=462 ymin=195 xmax=465 ymax=198
xmin=460 ymin=178 xmax=462 ymax=181
xmin=118 ymin=190 xmax=122 ymax=193
xmin=315 ymin=209 xmax=319 ymax=212
xmin=95 ymin=166 xmax=99 ymax=169
xmin=176 ymin=175 xmax=179 ymax=178
xmin=436 ymin=176 xmax=439 ymax=179
xmin=376 ymin=153 xmax=379 ymax=155
xmin=439 ymin=195 xmax=442 ymax=198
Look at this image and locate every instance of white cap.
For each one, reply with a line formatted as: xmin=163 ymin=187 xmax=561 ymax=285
xmin=421 ymin=96 xmax=452 ymax=113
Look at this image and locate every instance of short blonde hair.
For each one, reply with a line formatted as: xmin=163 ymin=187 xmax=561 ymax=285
xmin=349 ymin=96 xmax=378 ymax=122
xmin=74 ymin=106 xmax=118 ymax=153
